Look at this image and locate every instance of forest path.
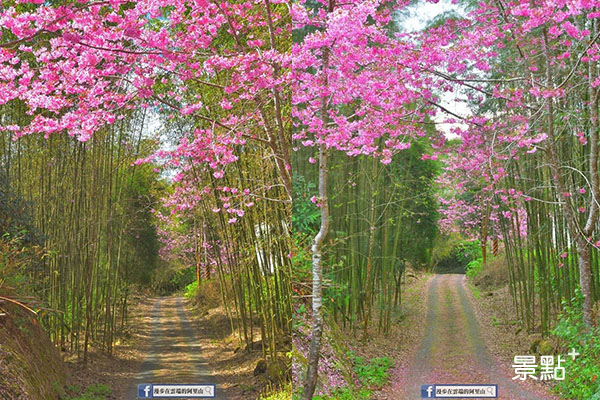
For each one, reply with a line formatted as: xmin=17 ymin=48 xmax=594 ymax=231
xmin=379 ymin=274 xmax=557 ymax=400
xmin=130 ymin=296 xmax=225 ymax=399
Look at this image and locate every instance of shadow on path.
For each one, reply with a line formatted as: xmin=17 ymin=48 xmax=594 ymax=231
xmin=130 ymin=297 xmax=226 ymax=399
xmin=396 ymin=274 xmax=555 ymax=400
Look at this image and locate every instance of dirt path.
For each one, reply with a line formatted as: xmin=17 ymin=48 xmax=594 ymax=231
xmin=380 ymin=274 xmax=556 ymax=400
xmin=130 ymin=296 xmax=226 ymax=399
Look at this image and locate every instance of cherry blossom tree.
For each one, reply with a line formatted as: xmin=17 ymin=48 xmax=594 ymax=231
xmin=1 ymin=0 xmax=291 ymax=198
xmin=1 ymin=0 xmax=293 ymax=364
xmin=295 ymin=0 xmax=600 ymax=395
xmin=292 ymin=0 xmax=459 ymax=396
xmin=444 ymin=0 xmax=600 ymax=328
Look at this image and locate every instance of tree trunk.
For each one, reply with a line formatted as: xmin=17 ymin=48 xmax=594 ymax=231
xmin=543 ymin=31 xmax=594 ymax=328
xmin=583 ymin=17 xmax=600 ymax=327
xmin=303 ymin=143 xmax=329 ymax=399
xmin=303 ymin=6 xmax=333 ymax=393
xmin=362 ymin=157 xmax=378 ymax=340
xmin=481 ymin=203 xmax=490 ymax=266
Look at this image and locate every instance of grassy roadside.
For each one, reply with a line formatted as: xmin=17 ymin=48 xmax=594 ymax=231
xmin=312 ymin=353 xmax=393 ymax=400
xmin=292 ymin=269 xmax=429 ymax=400
xmin=185 ymin=279 xmax=292 ymax=399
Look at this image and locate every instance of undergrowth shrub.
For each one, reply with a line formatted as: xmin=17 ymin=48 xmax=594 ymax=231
xmin=185 ymin=278 xmax=222 ymax=309
xmin=350 ymin=352 xmax=392 ymax=388
xmin=311 ymin=352 xmax=393 ymax=400
xmin=552 ymin=289 xmax=600 ymax=400
xmin=432 ymin=236 xmax=482 ymax=274
xmin=465 ymin=258 xmax=483 ymax=279
xmin=185 ymin=280 xmax=199 ymax=300
xmin=260 ymin=382 xmax=292 ymax=400
xmin=152 ymin=265 xmax=194 ymax=294
xmin=0 ymin=232 xmax=44 ymax=295
xmin=292 ymin=175 xmax=320 ymax=236
xmin=65 ymin=383 xmax=111 ymax=400
xmin=313 ymin=387 xmax=371 ymax=400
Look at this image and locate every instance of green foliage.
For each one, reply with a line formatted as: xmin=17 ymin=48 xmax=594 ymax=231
xmin=313 ymin=387 xmax=371 ymax=400
xmin=184 ymin=280 xmax=199 ymax=300
xmin=291 ymin=233 xmax=312 ymax=285
xmin=552 ymin=290 xmax=600 ymax=400
xmin=0 ymin=174 xmax=45 ymax=295
xmin=312 ymin=352 xmax=392 ymax=400
xmin=64 ymin=383 xmax=111 ymax=400
xmin=120 ymin=164 xmax=163 ymax=286
xmin=465 ymin=258 xmax=483 ymax=279
xmin=385 ymin=141 xmax=439 ymax=267
xmin=0 ymin=231 xmax=44 ymax=296
xmin=0 ymin=173 xmax=43 ymax=245
xmin=433 ymin=237 xmax=482 ymax=274
xmin=323 ymin=259 xmax=351 ymax=314
xmin=292 ymin=303 xmax=307 ymax=330
xmin=292 ymin=175 xmax=320 ymax=235
xmin=431 ymin=233 xmax=462 ymax=264
xmin=456 ymin=240 xmax=483 ymax=265
xmin=153 ymin=265 xmax=195 ymax=295
xmin=260 ymin=382 xmax=292 ymax=400
xmin=349 ymin=352 xmax=392 ymax=388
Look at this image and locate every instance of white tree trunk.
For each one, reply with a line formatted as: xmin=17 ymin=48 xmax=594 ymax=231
xmin=303 ymin=143 xmax=329 ymax=399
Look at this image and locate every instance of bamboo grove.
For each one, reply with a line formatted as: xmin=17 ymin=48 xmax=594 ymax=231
xmin=0 ymin=107 xmax=160 ymax=360
xmin=293 ymin=140 xmax=438 ymax=337
xmin=0 ymin=0 xmax=293 ymax=368
xmin=1 ymin=106 xmax=293 ymax=363
xmin=489 ymin=126 xmax=600 ymax=335
xmin=444 ymin=12 xmax=600 ymax=336
xmin=159 ymin=140 xmax=293 ymax=358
